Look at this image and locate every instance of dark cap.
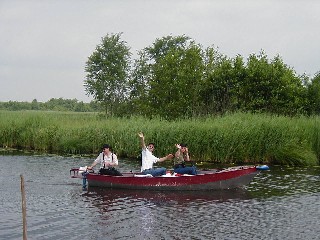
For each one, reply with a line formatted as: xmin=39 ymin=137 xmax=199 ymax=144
xmin=102 ymin=144 xmax=111 ymax=150
xmin=180 ymin=143 xmax=187 ymax=147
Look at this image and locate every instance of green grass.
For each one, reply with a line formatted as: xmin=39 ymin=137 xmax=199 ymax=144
xmin=0 ymin=110 xmax=319 ymax=166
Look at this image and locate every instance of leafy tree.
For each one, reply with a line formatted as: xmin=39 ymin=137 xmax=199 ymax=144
xmin=268 ymin=56 xmax=308 ymax=115
xmin=31 ymin=99 xmax=40 ymax=110
xmin=307 ymin=72 xmax=320 ymax=115
xmin=132 ymin=35 xmax=204 ymax=119
xmin=231 ymin=55 xmax=247 ymax=110
xmin=240 ymin=52 xmax=271 ymax=112
xmin=200 ymin=46 xmax=240 ymax=114
xmin=239 ymin=52 xmax=307 ymax=115
xmin=128 ymin=50 xmax=152 ymax=116
xmin=84 ymin=33 xmax=131 ymax=116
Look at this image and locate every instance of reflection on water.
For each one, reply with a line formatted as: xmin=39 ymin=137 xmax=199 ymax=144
xmin=82 ymin=187 xmax=252 ymax=205
xmin=0 ymin=155 xmax=320 ymax=240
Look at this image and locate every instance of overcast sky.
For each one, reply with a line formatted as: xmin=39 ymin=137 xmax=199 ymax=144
xmin=0 ymin=0 xmax=319 ymax=103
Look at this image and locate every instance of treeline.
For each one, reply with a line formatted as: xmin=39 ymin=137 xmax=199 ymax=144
xmin=85 ymin=34 xmax=320 ymax=119
xmin=4 ymin=34 xmax=320 ymax=119
xmin=0 ymin=98 xmax=102 ymax=112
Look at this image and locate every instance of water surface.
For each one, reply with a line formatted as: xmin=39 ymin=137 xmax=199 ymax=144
xmin=0 ymin=155 xmax=319 ymax=239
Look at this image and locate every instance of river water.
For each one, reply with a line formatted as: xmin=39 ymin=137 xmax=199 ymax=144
xmin=0 ymin=154 xmax=319 ymax=240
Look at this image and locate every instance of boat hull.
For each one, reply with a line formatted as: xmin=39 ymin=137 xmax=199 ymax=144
xmin=86 ymin=166 xmax=259 ymax=191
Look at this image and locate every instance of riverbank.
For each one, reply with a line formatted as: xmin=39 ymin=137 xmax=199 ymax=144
xmin=0 ymin=110 xmax=319 ymax=165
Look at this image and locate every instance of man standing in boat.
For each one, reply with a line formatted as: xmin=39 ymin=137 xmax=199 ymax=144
xmin=138 ymin=132 xmax=174 ymax=176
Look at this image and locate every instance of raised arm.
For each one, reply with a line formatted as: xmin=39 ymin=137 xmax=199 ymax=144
xmin=175 ymin=144 xmax=181 ymax=158
xmin=138 ymin=132 xmax=146 ymax=150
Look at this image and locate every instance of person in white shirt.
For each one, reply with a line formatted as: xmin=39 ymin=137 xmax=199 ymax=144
xmin=87 ymin=144 xmax=121 ymax=175
xmin=138 ymin=132 xmax=173 ymax=176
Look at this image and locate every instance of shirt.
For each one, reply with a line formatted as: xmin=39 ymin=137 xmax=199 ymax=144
xmin=141 ymin=148 xmax=159 ymax=172
xmin=174 ymin=152 xmax=187 ymax=165
xmin=94 ymin=152 xmax=118 ymax=168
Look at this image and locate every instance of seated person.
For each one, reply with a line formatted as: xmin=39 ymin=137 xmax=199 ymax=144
xmin=173 ymin=143 xmax=197 ymax=175
xmin=138 ymin=132 xmax=173 ymax=177
xmin=87 ymin=144 xmax=122 ymax=176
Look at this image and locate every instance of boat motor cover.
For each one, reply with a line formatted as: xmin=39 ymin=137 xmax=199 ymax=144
xmin=79 ymin=166 xmax=87 ymax=174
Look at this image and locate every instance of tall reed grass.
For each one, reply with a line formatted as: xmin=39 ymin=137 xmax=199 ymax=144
xmin=0 ymin=110 xmax=319 ymax=166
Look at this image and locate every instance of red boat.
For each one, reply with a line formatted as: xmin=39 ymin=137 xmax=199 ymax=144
xmin=70 ymin=165 xmax=268 ymax=191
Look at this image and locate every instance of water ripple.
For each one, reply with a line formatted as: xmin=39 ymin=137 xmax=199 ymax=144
xmin=1 ymin=156 xmax=320 ymax=240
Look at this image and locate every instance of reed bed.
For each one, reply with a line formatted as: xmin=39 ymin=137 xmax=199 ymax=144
xmin=0 ymin=110 xmax=319 ymax=166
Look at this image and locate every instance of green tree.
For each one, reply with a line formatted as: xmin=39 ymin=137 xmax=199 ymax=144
xmin=31 ymin=99 xmax=40 ymax=110
xmin=132 ymin=35 xmax=204 ymax=119
xmin=307 ymin=72 xmax=320 ymax=115
xmin=128 ymin=50 xmax=152 ymax=116
xmin=84 ymin=33 xmax=131 ymax=116
xmin=240 ymin=52 xmax=271 ymax=112
xmin=200 ymin=46 xmax=240 ymax=114
xmin=268 ymin=56 xmax=307 ymax=115
xmin=239 ymin=52 xmax=306 ymax=115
